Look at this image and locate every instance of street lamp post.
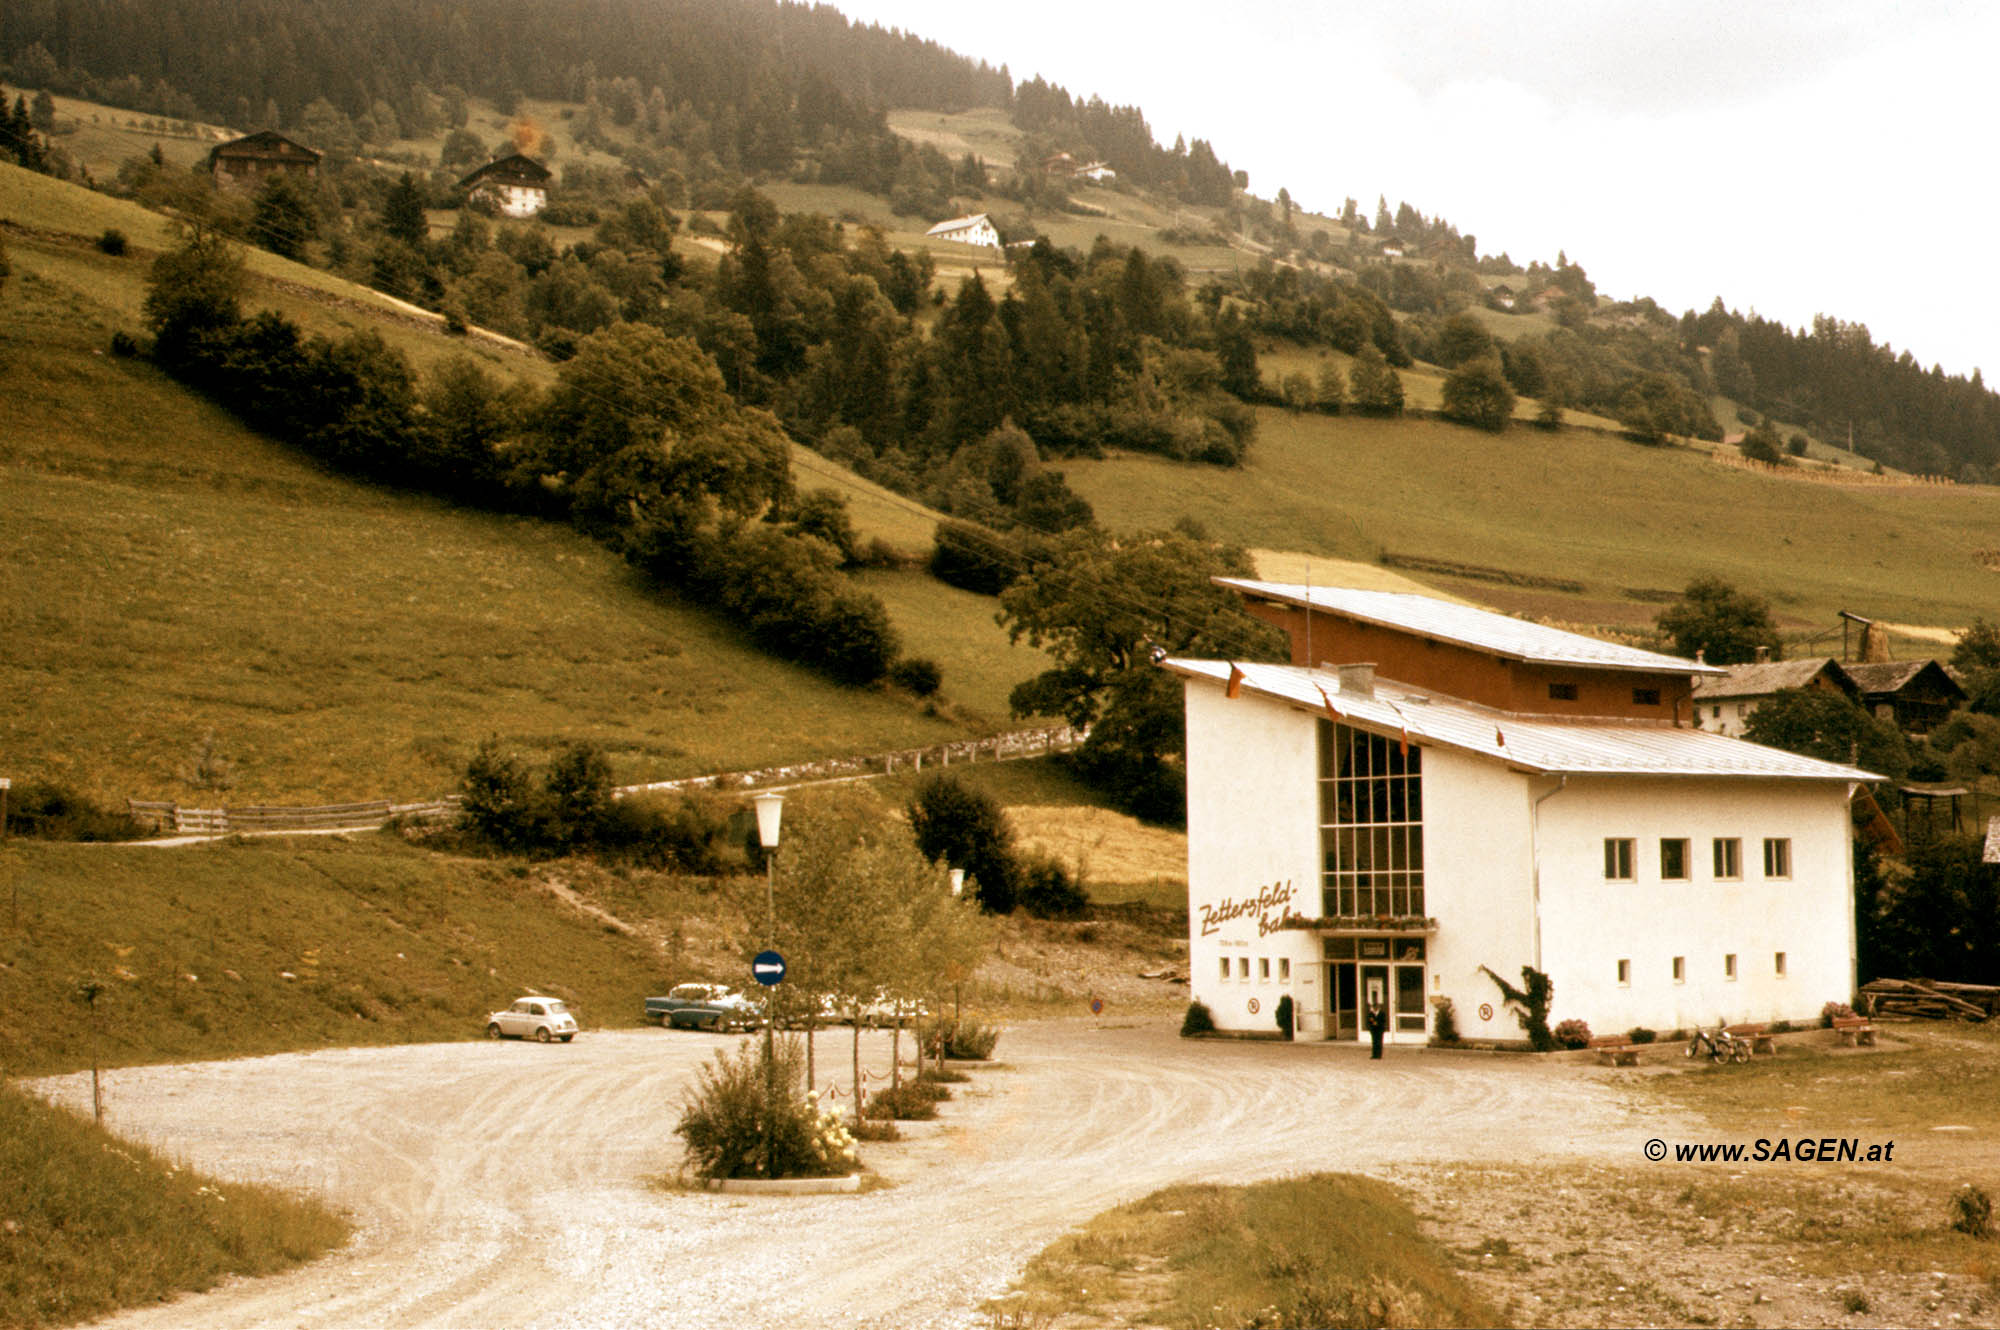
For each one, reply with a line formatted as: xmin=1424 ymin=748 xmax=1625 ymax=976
xmin=752 ymin=791 xmax=784 ymax=1177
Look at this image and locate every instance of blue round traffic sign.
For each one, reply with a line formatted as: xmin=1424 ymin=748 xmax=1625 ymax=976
xmin=752 ymin=950 xmax=787 ymax=987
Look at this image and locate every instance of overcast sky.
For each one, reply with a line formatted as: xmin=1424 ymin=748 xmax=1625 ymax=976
xmin=830 ymin=0 xmax=2000 ymax=379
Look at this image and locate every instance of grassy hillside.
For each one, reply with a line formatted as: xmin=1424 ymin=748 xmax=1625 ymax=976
xmin=0 ymin=836 xmax=701 ymax=1079
xmin=2 ymin=1080 xmax=350 ymax=1329
xmin=0 ymin=164 xmax=1055 ymax=804
xmin=1063 ymin=405 xmax=2000 ymax=641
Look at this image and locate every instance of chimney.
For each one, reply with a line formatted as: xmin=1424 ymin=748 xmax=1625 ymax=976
xmin=1336 ymin=663 xmax=1377 ymax=698
xmin=1754 ymin=646 xmax=1771 ymax=664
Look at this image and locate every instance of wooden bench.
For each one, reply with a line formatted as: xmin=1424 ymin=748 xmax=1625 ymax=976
xmin=1589 ymin=1035 xmax=1640 ymax=1066
xmin=1726 ymin=1023 xmax=1776 ymax=1055
xmin=1832 ymin=1015 xmax=1877 ymax=1047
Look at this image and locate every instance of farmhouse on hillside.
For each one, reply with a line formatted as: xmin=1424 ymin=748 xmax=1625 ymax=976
xmin=207 ymin=131 xmax=321 ymax=193
xmin=1842 ymin=659 xmax=1965 ymax=735
xmin=457 ymin=152 xmax=552 ymax=218
xmin=1693 ymin=656 xmax=1859 ymax=737
xmin=924 ymin=212 xmax=1001 ymax=250
xmin=1167 ymin=582 xmax=1878 ymax=1046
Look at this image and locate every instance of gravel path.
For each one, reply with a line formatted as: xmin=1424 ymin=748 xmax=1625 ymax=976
xmin=28 ymin=1021 xmax=1684 ymax=1329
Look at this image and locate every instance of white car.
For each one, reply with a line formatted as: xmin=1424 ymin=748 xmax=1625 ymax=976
xmin=486 ymin=997 xmax=578 ymax=1043
xmin=828 ymin=991 xmax=929 ymax=1029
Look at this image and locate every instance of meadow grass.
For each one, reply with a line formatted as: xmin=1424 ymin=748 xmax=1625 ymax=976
xmin=0 ymin=1081 xmax=351 ymax=1330
xmin=1643 ymin=1021 xmax=2000 ymax=1149
xmin=981 ymin=1173 xmax=1503 ymax=1329
xmin=0 ymin=835 xmax=705 ymax=1079
xmin=1062 ymin=404 xmax=2000 ymax=636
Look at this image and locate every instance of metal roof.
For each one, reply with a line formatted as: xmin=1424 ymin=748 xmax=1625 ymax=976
xmin=1218 ymin=579 xmax=1726 ymax=676
xmin=1167 ymin=658 xmax=1880 ymax=782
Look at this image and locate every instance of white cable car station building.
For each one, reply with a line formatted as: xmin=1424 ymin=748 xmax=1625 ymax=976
xmin=1166 ymin=581 xmax=1878 ymax=1045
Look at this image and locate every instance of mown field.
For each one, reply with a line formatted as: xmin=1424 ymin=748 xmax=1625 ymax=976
xmin=1062 ymin=404 xmax=2000 ymax=642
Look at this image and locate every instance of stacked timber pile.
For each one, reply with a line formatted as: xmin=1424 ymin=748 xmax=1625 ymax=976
xmin=1861 ymin=978 xmax=1998 ymax=1021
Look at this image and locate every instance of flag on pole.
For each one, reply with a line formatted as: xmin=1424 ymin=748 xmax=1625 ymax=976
xmin=1314 ymin=684 xmax=1342 ymax=722
xmin=1226 ymin=663 xmax=1245 ymax=699
xmin=1495 ymin=727 xmax=1507 ymax=748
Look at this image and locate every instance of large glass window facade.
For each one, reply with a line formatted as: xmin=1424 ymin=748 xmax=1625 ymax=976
xmin=1318 ymin=720 xmax=1424 ymax=918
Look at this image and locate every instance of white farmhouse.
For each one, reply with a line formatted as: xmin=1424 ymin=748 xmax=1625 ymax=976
xmin=1167 ymin=581 xmax=1878 ymax=1046
xmin=457 ymin=153 xmax=552 ymax=218
xmin=924 ymin=212 xmax=1001 ymax=250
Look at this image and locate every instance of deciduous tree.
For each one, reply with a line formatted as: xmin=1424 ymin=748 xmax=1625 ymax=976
xmin=1656 ymin=577 xmax=1781 ymax=665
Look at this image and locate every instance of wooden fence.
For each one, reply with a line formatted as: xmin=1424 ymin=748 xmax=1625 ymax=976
xmin=618 ymin=723 xmax=1090 ymax=797
xmin=126 ymin=797 xmax=462 ymax=837
xmin=124 ymin=723 xmax=1090 ymax=837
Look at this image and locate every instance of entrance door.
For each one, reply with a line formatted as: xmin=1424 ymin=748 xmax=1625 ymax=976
xmin=1360 ymin=963 xmax=1389 ymax=1030
xmin=1395 ymin=963 xmax=1427 ymax=1037
xmin=1330 ymin=963 xmax=1358 ymax=1039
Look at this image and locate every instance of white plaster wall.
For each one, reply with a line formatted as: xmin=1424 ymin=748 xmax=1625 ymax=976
xmin=1537 ymin=777 xmax=1854 ymax=1035
xmin=1183 ymin=681 xmax=1323 ymax=1036
xmin=1421 ymin=747 xmax=1540 ymax=1043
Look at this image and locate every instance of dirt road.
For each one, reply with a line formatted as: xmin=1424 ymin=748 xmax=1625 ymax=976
xmin=30 ymin=1021 xmax=1682 ymax=1329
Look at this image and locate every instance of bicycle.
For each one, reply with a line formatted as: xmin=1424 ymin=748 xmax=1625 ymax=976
xmin=1686 ymin=1024 xmax=1751 ymax=1064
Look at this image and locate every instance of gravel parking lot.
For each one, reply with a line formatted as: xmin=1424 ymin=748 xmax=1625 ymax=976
xmin=31 ymin=1020 xmax=1680 ymax=1329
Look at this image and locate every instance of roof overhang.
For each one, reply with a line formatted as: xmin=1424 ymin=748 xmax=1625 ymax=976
xmin=1167 ymin=657 xmax=1883 ymax=783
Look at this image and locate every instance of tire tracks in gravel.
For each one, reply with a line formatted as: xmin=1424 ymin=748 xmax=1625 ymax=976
xmin=28 ymin=1020 xmax=1687 ymax=1329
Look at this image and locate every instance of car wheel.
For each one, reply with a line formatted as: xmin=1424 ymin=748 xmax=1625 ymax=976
xmin=536 ymin=1026 xmax=552 ymax=1043
xmin=657 ymin=1012 xmax=672 ymax=1027
xmin=702 ymin=1013 xmax=721 ymax=1033
xmin=561 ymin=1033 xmax=574 ymax=1043
xmin=487 ymin=1023 xmax=503 ymax=1040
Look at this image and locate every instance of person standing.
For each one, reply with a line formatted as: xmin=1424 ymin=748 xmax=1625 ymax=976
xmin=1364 ymin=999 xmax=1388 ymax=1059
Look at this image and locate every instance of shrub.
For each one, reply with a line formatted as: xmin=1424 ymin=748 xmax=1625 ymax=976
xmin=929 ymin=519 xmax=1020 ymax=595
xmin=96 ymin=228 xmax=128 ymax=255
xmin=1821 ymin=1001 xmax=1856 ymax=1029
xmin=108 ymin=330 xmax=139 ymax=357
xmin=1628 ymin=1027 xmax=1658 ymax=1045
xmin=1771 ymin=1019 xmax=1795 ymax=1034
xmin=863 ymin=1080 xmax=939 ymax=1120
xmin=1949 ymin=1184 xmax=1992 ymax=1239
xmin=918 ymin=1066 xmax=970 ymax=1085
xmin=1432 ymin=997 xmax=1460 ymax=1044
xmin=922 ymin=1016 xmax=1000 ymax=1060
xmin=1552 ymin=1018 xmax=1593 ymax=1050
xmin=907 ymin=775 xmax=1017 ymax=914
xmin=674 ymin=1037 xmax=857 ymax=1180
xmin=888 ymin=657 xmax=943 ymax=697
xmin=849 ymin=1118 xmax=899 ymax=1142
xmin=1275 ymin=994 xmax=1295 ymax=1040
xmin=1181 ymin=1000 xmax=1216 ymax=1037
xmin=3 ymin=780 xmax=146 ymax=841
xmin=1015 ymin=850 xmax=1086 ymax=919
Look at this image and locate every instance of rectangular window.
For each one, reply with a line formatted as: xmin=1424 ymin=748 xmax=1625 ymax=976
xmin=1616 ymin=958 xmax=1631 ymax=986
xmin=1660 ymin=838 xmax=1690 ymax=880
xmin=1258 ymin=957 xmax=1270 ymax=981
xmin=1237 ymin=957 xmax=1250 ymax=979
xmin=1763 ymin=837 xmax=1792 ymax=878
xmin=1724 ymin=953 xmax=1738 ymax=981
xmin=1279 ymin=958 xmax=1291 ymax=981
xmin=1712 ymin=705 xmax=1722 ymax=719
xmin=1603 ymin=838 xmax=1635 ymax=881
xmin=1672 ymin=956 xmax=1686 ymax=983
xmin=1219 ymin=958 xmax=1230 ymax=981
xmin=1548 ymin=682 xmax=1578 ymax=701
xmin=1633 ymin=688 xmax=1661 ymax=706
xmin=1775 ymin=951 xmax=1787 ymax=977
xmin=1713 ymin=837 xmax=1742 ymax=879
xmin=1318 ymin=721 xmax=1424 ymax=918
